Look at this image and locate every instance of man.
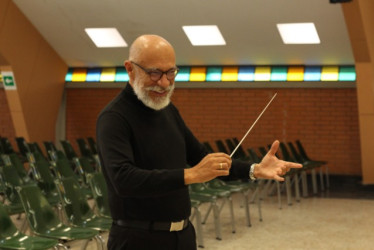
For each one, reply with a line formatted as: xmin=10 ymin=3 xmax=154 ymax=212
xmin=96 ymin=34 xmax=302 ymax=250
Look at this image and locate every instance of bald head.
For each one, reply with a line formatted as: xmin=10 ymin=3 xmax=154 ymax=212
xmin=128 ymin=35 xmax=176 ymax=66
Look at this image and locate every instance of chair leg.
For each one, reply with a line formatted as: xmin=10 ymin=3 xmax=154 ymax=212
xmin=276 ymin=180 xmax=282 ymax=209
xmin=202 ymin=204 xmax=212 ymax=225
xmin=227 ymin=197 xmax=236 ymax=233
xmin=319 ymin=167 xmax=325 ymax=191
xmin=94 ymin=235 xmax=105 ymax=250
xmin=256 ymin=186 xmax=263 ymax=222
xmin=301 ymin=171 xmax=308 ymax=198
xmin=311 ymin=169 xmax=318 ymax=194
xmin=193 ymin=206 xmax=204 ymax=248
xmin=242 ymin=191 xmax=251 ymax=227
xmin=294 ymin=174 xmax=300 ymax=202
xmin=285 ymin=176 xmax=292 ymax=206
xmin=325 ymin=166 xmax=330 ymax=189
xmin=212 ymin=201 xmax=222 ymax=240
xmin=56 ymin=243 xmax=69 ymax=250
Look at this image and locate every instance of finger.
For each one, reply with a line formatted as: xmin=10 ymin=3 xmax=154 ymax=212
xmin=287 ymin=162 xmax=303 ymax=168
xmin=267 ymin=140 xmax=279 ymax=156
xmin=217 ymin=162 xmax=230 ymax=170
xmin=273 ymin=175 xmax=285 ymax=182
xmin=214 ymin=169 xmax=230 ymax=176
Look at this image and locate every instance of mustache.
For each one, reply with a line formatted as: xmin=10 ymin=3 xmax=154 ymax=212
xmin=144 ymin=85 xmax=174 ymax=93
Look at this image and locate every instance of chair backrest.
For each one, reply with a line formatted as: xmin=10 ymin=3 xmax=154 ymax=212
xmin=55 ymin=177 xmax=95 ymax=225
xmin=76 ymin=138 xmax=94 ymax=159
xmin=0 ymin=202 xmax=18 ymax=239
xmin=86 ymin=137 xmax=98 ymax=155
xmin=43 ymin=141 xmax=58 ymax=154
xmin=60 ymin=140 xmax=78 ymax=161
xmin=27 ymin=153 xmax=59 ymax=198
xmin=0 ymin=163 xmax=24 ymax=204
xmin=0 ymin=137 xmax=15 ymax=154
xmin=87 ymin=173 xmax=111 ymax=218
xmin=215 ymin=140 xmax=229 ymax=154
xmin=7 ymin=153 xmax=28 ymax=179
xmin=295 ymin=140 xmax=310 ymax=161
xmin=76 ymin=157 xmax=96 ymax=174
xmin=16 ymin=185 xmax=62 ymax=234
xmin=287 ymin=142 xmax=305 ymax=162
xmin=202 ymin=142 xmax=215 ymax=153
xmin=279 ymin=142 xmax=295 ymax=162
xmin=54 ymin=157 xmax=80 ymax=181
xmin=15 ymin=137 xmax=31 ymax=157
xmin=247 ymin=148 xmax=261 ymax=163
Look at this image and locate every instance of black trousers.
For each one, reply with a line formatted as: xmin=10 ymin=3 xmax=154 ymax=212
xmin=107 ymin=221 xmax=197 ymax=250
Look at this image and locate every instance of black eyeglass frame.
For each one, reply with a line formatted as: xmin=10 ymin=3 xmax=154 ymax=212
xmin=130 ymin=61 xmax=179 ymax=81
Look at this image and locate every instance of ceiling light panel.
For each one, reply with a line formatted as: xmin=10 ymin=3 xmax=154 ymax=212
xmin=182 ymin=25 xmax=226 ymax=46
xmin=277 ymin=23 xmax=320 ymax=44
xmin=85 ymin=28 xmax=127 ymax=48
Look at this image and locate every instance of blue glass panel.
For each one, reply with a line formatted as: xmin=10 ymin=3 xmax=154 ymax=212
xmin=86 ymin=68 xmax=101 ymax=82
xmin=175 ymin=67 xmax=190 ymax=82
xmin=115 ymin=67 xmax=129 ymax=82
xmin=238 ymin=66 xmax=255 ymax=81
xmin=339 ymin=66 xmax=356 ymax=81
xmin=65 ymin=68 xmax=73 ymax=82
xmin=271 ymin=66 xmax=288 ymax=81
xmin=304 ymin=66 xmax=321 ymax=81
xmin=206 ymin=67 xmax=222 ymax=81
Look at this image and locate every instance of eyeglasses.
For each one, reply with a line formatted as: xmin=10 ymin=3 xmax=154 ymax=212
xmin=131 ymin=61 xmax=179 ymax=81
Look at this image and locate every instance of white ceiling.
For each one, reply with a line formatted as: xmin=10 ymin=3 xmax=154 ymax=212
xmin=13 ymin=0 xmax=354 ymax=68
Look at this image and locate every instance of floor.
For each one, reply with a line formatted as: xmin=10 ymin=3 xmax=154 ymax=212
xmin=11 ymin=174 xmax=374 ymax=250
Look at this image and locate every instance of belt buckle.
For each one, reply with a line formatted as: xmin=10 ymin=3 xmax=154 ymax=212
xmin=170 ymin=220 xmax=184 ymax=232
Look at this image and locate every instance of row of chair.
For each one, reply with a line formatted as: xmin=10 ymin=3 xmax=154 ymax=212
xmin=0 ymin=137 xmax=110 ymax=249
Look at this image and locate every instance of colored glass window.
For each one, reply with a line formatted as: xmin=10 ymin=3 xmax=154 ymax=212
xmin=71 ymin=68 xmax=87 ymax=82
xmin=221 ymin=67 xmax=239 ymax=81
xmin=86 ymin=68 xmax=101 ymax=82
xmin=206 ymin=67 xmax=222 ymax=81
xmin=189 ymin=67 xmax=206 ymax=81
xmin=254 ymin=66 xmax=271 ymax=81
xmin=321 ymin=66 xmax=339 ymax=81
xmin=304 ymin=66 xmax=321 ymax=81
xmin=271 ymin=67 xmax=287 ymax=81
xmin=287 ymin=66 xmax=304 ymax=81
xmin=238 ymin=66 xmax=255 ymax=81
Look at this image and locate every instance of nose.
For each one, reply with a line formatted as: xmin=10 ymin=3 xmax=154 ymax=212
xmin=157 ymin=73 xmax=171 ymax=89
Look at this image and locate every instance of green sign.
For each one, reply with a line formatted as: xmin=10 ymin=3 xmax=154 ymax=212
xmin=1 ymin=71 xmax=17 ymax=90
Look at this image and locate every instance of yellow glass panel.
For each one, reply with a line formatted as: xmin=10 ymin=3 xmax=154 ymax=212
xmin=321 ymin=66 xmax=339 ymax=81
xmin=189 ymin=67 xmax=206 ymax=81
xmin=221 ymin=67 xmax=239 ymax=81
xmin=254 ymin=66 xmax=271 ymax=81
xmin=287 ymin=66 xmax=304 ymax=81
xmin=71 ymin=68 xmax=87 ymax=82
xmin=100 ymin=68 xmax=116 ymax=82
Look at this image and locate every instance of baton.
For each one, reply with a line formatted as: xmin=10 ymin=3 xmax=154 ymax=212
xmin=230 ymin=93 xmax=277 ymax=158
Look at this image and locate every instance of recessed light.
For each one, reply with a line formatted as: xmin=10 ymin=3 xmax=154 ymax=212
xmin=277 ymin=23 xmax=320 ymax=44
xmin=182 ymin=25 xmax=226 ymax=46
xmin=85 ymin=28 xmax=127 ymax=48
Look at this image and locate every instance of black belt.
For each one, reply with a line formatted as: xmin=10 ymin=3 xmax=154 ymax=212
xmin=114 ymin=219 xmax=189 ymax=232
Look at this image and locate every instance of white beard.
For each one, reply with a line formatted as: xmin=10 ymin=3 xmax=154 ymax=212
xmin=132 ymin=79 xmax=175 ymax=110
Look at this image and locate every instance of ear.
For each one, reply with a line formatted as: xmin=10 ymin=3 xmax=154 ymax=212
xmin=124 ymin=60 xmax=135 ymax=85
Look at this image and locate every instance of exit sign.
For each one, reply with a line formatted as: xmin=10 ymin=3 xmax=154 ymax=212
xmin=1 ymin=71 xmax=17 ymax=90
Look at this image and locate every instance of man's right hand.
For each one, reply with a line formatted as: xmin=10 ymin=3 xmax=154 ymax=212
xmin=184 ymin=153 xmax=232 ymax=185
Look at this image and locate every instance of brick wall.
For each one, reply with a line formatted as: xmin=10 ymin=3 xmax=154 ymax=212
xmin=0 ymin=89 xmax=16 ymax=148
xmin=65 ymin=87 xmax=361 ymax=175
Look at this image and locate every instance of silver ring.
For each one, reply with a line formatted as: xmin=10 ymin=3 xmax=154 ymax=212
xmin=220 ymin=163 xmax=223 ymax=170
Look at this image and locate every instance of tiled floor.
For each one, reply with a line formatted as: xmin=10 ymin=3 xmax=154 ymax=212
xmin=10 ymin=175 xmax=374 ymax=250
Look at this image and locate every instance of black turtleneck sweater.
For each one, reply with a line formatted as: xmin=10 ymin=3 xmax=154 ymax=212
xmin=96 ymin=84 xmax=251 ymax=222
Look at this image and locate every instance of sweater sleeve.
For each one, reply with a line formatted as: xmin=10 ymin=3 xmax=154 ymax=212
xmin=97 ymin=111 xmax=186 ymax=198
